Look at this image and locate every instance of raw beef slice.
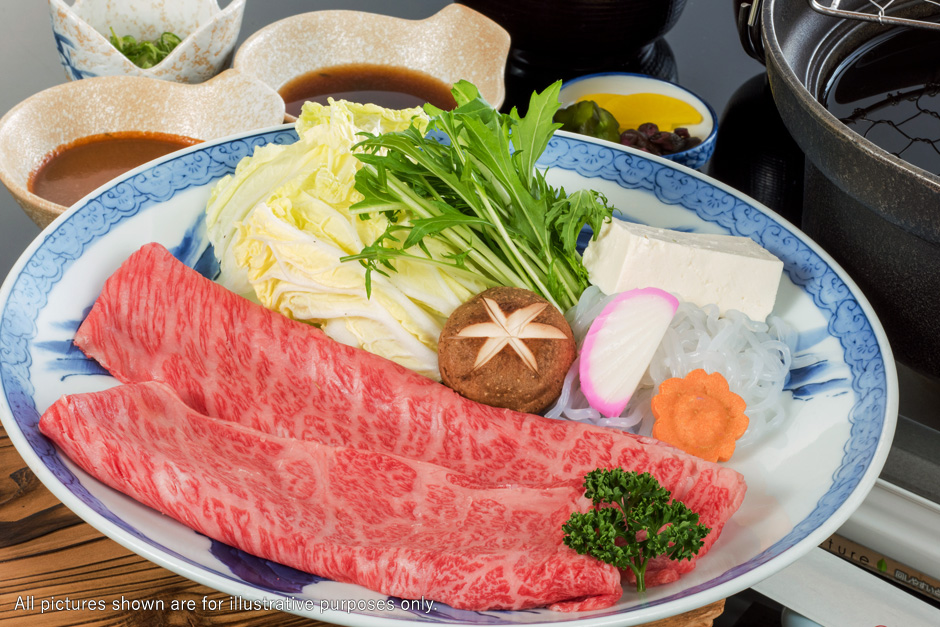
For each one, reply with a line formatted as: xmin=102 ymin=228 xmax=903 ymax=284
xmin=39 ymin=381 xmax=622 ymax=612
xmin=74 ymin=243 xmax=746 ymax=583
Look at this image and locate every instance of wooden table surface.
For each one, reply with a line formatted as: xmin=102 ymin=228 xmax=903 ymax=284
xmin=0 ymin=424 xmax=725 ymax=626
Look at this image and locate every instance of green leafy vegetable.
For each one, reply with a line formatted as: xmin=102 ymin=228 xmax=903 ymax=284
xmin=553 ymin=100 xmax=621 ymax=143
xmin=109 ymin=28 xmax=182 ymax=68
xmin=344 ymin=80 xmax=614 ymax=312
xmin=562 ymin=468 xmax=710 ymax=593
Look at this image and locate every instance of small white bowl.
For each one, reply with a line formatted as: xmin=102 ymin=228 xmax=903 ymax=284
xmin=233 ymin=4 xmax=510 ymax=117
xmin=0 ymin=69 xmax=284 ymax=228
xmin=49 ymin=0 xmax=246 ymax=83
xmin=559 ymin=72 xmax=718 ymax=170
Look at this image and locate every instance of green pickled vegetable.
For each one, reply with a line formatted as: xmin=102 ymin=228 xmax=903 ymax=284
xmin=553 ymin=100 xmax=621 ymax=143
xmin=109 ymin=28 xmax=182 ymax=68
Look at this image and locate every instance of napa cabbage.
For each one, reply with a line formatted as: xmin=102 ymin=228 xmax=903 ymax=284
xmin=205 ymin=99 xmax=489 ymax=380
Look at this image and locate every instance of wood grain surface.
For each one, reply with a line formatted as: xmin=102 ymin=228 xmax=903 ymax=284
xmin=0 ymin=424 xmax=724 ymax=626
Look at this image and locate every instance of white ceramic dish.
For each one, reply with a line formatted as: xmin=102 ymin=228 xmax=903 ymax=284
xmin=49 ymin=0 xmax=246 ymax=83
xmin=0 ymin=126 xmax=897 ymax=625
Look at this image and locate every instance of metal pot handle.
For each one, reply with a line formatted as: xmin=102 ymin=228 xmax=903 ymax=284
xmin=807 ymin=0 xmax=940 ymax=31
xmin=736 ymin=0 xmax=765 ymax=63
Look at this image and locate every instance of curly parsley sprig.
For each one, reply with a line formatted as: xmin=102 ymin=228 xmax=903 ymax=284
xmin=562 ymin=469 xmax=710 ymax=593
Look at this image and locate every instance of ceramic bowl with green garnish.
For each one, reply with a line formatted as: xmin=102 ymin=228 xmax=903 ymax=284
xmin=48 ymin=0 xmax=246 ymax=83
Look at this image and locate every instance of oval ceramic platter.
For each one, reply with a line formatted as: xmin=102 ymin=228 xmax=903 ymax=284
xmin=0 ymin=126 xmax=897 ymax=626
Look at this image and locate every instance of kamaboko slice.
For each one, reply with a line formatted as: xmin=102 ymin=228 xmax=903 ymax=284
xmin=579 ymin=288 xmax=679 ymax=417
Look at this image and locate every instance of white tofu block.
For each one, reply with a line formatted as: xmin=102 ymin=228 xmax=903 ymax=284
xmin=582 ymin=220 xmax=784 ymax=321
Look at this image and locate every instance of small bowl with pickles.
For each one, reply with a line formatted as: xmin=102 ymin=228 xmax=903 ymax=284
xmin=557 ymin=72 xmax=718 ymax=170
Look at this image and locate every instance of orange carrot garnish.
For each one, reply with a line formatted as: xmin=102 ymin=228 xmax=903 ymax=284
xmin=650 ymin=369 xmax=748 ymax=463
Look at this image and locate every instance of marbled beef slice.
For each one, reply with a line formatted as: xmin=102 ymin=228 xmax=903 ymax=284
xmin=39 ymin=381 xmax=622 ymax=612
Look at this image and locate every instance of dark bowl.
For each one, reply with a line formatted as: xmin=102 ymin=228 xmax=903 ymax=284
xmin=457 ymin=0 xmax=689 ymax=73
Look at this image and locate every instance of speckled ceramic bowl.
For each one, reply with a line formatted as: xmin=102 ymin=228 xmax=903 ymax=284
xmin=0 ymin=69 xmax=284 ymax=228
xmin=233 ymin=4 xmax=510 ymax=118
xmin=49 ymin=0 xmax=246 ymax=83
xmin=559 ymin=72 xmax=718 ymax=170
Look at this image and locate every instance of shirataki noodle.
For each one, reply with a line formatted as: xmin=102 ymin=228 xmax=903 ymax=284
xmin=546 ymin=287 xmax=797 ymax=447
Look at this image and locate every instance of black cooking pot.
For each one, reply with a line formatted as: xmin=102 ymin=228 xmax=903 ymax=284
xmin=738 ymin=0 xmax=940 ymax=378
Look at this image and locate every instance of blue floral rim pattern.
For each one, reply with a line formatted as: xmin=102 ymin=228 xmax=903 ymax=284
xmin=53 ymin=32 xmax=97 ymax=80
xmin=0 ymin=128 xmax=888 ymax=623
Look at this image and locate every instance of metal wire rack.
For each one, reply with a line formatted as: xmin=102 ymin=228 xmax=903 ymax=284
xmin=808 ymin=0 xmax=940 ymax=31
xmin=814 ymin=3 xmax=940 ymax=174
xmin=738 ymin=1 xmax=940 ymax=173
xmin=839 ymin=83 xmax=940 ymax=175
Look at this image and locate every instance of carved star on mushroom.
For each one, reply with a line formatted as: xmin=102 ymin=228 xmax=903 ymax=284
xmin=455 ymin=297 xmax=569 ymax=373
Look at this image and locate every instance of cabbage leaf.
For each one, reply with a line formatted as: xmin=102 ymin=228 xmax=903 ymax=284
xmin=205 ymin=99 xmax=488 ymax=380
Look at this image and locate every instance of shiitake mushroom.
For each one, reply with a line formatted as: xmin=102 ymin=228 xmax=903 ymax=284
xmin=438 ymin=287 xmax=576 ymax=414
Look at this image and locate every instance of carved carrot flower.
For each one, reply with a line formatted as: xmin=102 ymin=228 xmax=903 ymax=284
xmin=651 ymin=369 xmax=748 ymax=463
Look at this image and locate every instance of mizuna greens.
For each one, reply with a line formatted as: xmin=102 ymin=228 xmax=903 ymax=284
xmin=345 ymin=81 xmax=614 ymax=312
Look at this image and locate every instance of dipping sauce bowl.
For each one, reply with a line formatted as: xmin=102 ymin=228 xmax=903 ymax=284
xmin=0 ymin=69 xmax=284 ymax=228
xmin=233 ymin=4 xmax=510 ymax=119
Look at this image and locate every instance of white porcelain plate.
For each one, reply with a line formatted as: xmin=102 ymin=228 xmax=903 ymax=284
xmin=0 ymin=126 xmax=897 ymax=626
